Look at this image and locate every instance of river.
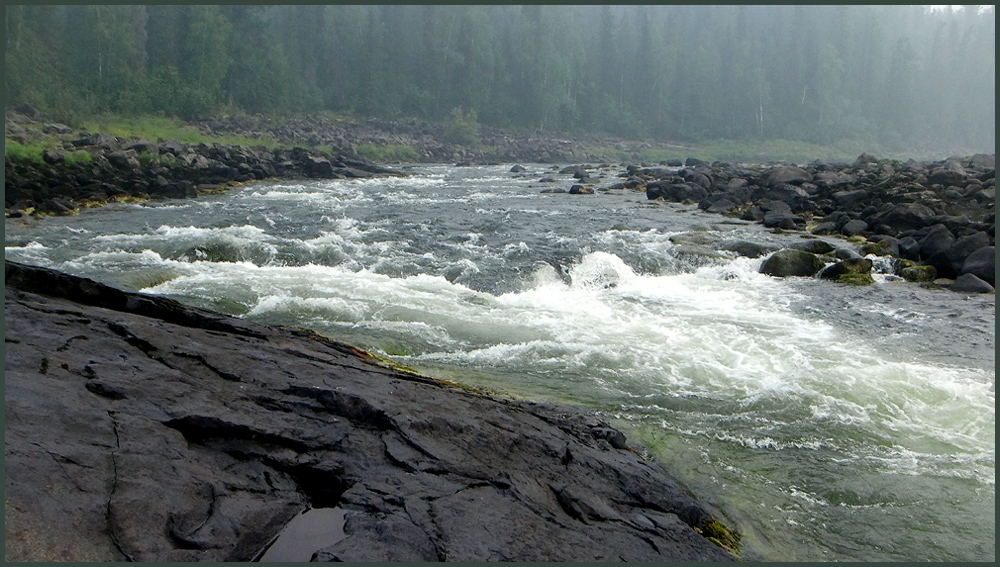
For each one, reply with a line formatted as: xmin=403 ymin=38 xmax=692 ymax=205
xmin=5 ymin=164 xmax=994 ymax=561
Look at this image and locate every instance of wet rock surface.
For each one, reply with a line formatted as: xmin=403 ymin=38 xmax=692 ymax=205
xmin=4 ymin=260 xmax=735 ymax=562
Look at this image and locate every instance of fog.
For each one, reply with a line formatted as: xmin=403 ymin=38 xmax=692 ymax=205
xmin=6 ymin=5 xmax=996 ymax=155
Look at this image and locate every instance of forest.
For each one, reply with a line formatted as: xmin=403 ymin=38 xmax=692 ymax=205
xmin=4 ymin=5 xmax=996 ymax=154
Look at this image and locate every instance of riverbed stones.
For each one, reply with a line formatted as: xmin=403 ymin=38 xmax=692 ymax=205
xmin=759 ymin=249 xmax=826 ymax=277
xmin=918 ymin=224 xmax=956 ymax=259
xmin=819 ymin=257 xmax=874 ymax=285
xmin=898 ymin=262 xmax=938 ymax=282
xmin=766 ymin=166 xmax=812 ymax=186
xmin=925 ymin=232 xmax=991 ymax=279
xmin=789 ymin=239 xmax=835 ymax=254
xmin=4 ymin=260 xmax=735 ymax=562
xmin=869 ymin=203 xmax=937 ymax=235
xmin=950 ymin=273 xmax=995 ymax=294
xmin=959 ymin=246 xmax=995 ymax=286
xmin=841 ymin=219 xmax=869 ymax=236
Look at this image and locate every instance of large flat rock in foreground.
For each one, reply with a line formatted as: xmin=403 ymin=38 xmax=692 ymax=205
xmin=4 ymin=261 xmax=734 ymax=562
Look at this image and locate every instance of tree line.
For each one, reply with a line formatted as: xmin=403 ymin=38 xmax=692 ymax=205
xmin=5 ymin=5 xmax=995 ymax=152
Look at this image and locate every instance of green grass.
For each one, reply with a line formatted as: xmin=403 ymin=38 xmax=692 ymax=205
xmin=64 ymin=150 xmax=92 ymax=165
xmin=5 ymin=138 xmax=48 ymax=163
xmin=79 ymin=115 xmax=283 ymax=150
xmin=355 ymin=142 xmax=421 ymax=163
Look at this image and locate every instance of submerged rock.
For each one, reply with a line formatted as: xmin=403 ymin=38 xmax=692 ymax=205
xmin=4 ymin=260 xmax=735 ymax=562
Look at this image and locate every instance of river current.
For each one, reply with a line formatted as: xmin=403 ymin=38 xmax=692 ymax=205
xmin=5 ymin=164 xmax=994 ymax=561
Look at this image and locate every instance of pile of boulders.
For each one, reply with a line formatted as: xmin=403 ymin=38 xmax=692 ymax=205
xmin=623 ymin=153 xmax=994 ymax=292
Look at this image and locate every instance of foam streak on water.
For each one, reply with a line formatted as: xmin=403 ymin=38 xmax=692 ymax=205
xmin=4 ymin=164 xmax=994 ymax=562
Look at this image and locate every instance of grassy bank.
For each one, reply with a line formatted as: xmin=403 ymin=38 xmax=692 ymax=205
xmin=5 ymin=138 xmax=93 ymax=165
xmin=79 ymin=115 xmax=285 ymax=150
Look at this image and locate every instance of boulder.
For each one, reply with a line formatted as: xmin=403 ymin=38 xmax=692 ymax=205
xmin=860 ymin=236 xmax=899 ymax=257
xmin=683 ymin=170 xmax=712 ymax=189
xmin=718 ymin=240 xmax=777 ymax=258
xmin=766 ymin=166 xmax=812 ymax=186
xmin=758 ymin=200 xmax=792 ymax=214
xmin=762 ymin=211 xmax=803 ymax=230
xmin=759 ymin=249 xmax=826 ymax=277
xmin=841 ymin=219 xmax=869 ymax=237
xmin=925 ymin=232 xmax=991 ymax=279
xmin=645 ymin=182 xmax=707 ymax=203
xmin=766 ymin=183 xmax=811 ymax=203
xmin=819 ymin=257 xmax=874 ymax=285
xmin=832 ymin=248 xmax=863 ymax=261
xmin=870 ymin=203 xmax=936 ymax=235
xmin=832 ymin=189 xmax=868 ymax=210
xmin=927 ymin=160 xmax=967 ymax=186
xmin=42 ymin=149 xmax=65 ymax=165
xmin=810 ymin=222 xmax=839 ymax=235
xmin=959 ymin=246 xmax=995 ymax=286
xmin=789 ymin=240 xmax=835 ymax=254
xmin=568 ymin=184 xmax=594 ymax=195
xmin=968 ymin=154 xmax=995 ymax=169
xmin=125 ymin=140 xmax=159 ymax=156
xmin=706 ymin=198 xmax=737 ymax=214
xmin=853 ymin=153 xmax=878 ymax=168
xmin=42 ymin=123 xmax=73 ymax=134
xmin=510 ymin=165 xmax=526 ymax=173
xmin=106 ymin=150 xmax=141 ymax=170
xmin=918 ymin=224 xmax=956 ymax=259
xmin=897 ymin=236 xmax=921 ymax=260
xmin=898 ymin=263 xmax=937 ymax=282
xmin=950 ymin=273 xmax=995 ymax=294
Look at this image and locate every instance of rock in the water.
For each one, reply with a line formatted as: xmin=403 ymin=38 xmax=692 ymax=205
xmin=926 ymin=232 xmax=991 ymax=279
xmin=789 ymin=239 xmax=835 ymax=254
xmin=950 ymin=273 xmax=995 ymax=294
xmin=898 ymin=262 xmax=938 ymax=282
xmin=819 ymin=257 xmax=874 ymax=285
xmin=569 ymin=184 xmax=594 ymax=195
xmin=762 ymin=211 xmax=803 ymax=230
xmin=3 ymin=261 xmax=735 ymax=563
xmin=717 ymin=240 xmax=777 ymax=258
xmin=759 ymin=249 xmax=826 ymax=277
xmin=959 ymin=246 xmax=995 ymax=286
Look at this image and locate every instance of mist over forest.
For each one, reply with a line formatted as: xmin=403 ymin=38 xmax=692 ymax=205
xmin=5 ymin=5 xmax=996 ymax=156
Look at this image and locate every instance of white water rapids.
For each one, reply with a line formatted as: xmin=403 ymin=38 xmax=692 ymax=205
xmin=5 ymin=164 xmax=994 ymax=561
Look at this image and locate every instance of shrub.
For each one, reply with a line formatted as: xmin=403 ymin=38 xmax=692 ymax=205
xmin=444 ymin=107 xmax=481 ymax=148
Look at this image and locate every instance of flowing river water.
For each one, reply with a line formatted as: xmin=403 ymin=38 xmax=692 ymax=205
xmin=5 ymin=164 xmax=994 ymax=561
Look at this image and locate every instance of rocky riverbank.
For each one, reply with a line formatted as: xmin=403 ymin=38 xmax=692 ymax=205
xmin=4 ymin=260 xmax=738 ymax=562
xmin=5 ymin=107 xmax=995 ymax=293
xmin=541 ymin=153 xmax=993 ymax=293
xmin=4 ymin=109 xmax=401 ymax=217
xmin=628 ymin=153 xmax=995 ymax=292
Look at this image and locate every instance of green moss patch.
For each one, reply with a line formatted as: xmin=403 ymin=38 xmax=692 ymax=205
xmin=697 ymin=517 xmax=742 ymax=559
